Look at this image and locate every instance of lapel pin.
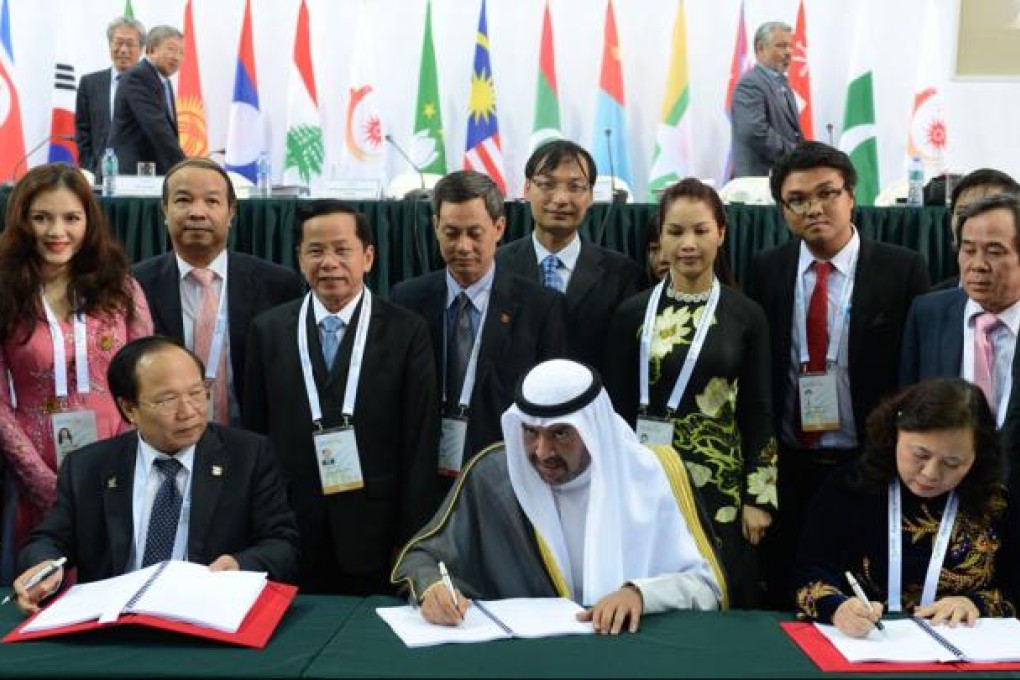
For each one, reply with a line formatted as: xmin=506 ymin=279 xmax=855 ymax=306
xmin=500 ymin=313 xmax=510 ymax=324
xmin=211 ymin=465 xmax=223 ymax=477
xmin=106 ymin=476 xmax=117 ymax=489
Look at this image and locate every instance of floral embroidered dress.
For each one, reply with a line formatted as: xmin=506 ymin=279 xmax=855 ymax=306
xmin=605 ymin=283 xmax=778 ymax=607
xmin=795 ymin=469 xmax=1014 ymax=623
xmin=0 ymin=279 xmax=153 ymax=575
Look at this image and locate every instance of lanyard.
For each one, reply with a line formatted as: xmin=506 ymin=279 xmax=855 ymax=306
xmin=886 ymin=481 xmax=958 ymax=612
xmin=41 ymin=293 xmax=90 ymax=397
xmin=794 ymin=256 xmax=856 ymax=367
xmin=442 ymin=297 xmax=488 ymax=411
xmin=199 ymin=275 xmax=229 ymax=382
xmin=296 ymin=290 xmax=372 ymax=425
xmin=639 ymin=279 xmax=720 ymax=413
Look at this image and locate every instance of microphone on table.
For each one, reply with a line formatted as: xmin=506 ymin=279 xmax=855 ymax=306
xmin=826 ymin=123 xmax=835 ymax=147
xmin=4 ymin=135 xmax=76 ymax=187
xmin=385 ymin=134 xmax=430 ymax=201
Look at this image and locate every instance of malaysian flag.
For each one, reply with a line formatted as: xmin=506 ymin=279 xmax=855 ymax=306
xmin=462 ymin=0 xmax=505 ymax=194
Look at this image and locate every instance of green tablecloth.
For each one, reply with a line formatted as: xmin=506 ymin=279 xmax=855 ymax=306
xmin=0 ymin=196 xmax=954 ymax=296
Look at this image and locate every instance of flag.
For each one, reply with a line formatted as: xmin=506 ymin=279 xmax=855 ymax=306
xmin=646 ymin=0 xmax=692 ymax=200
xmin=339 ymin=1 xmax=386 ymax=183
xmin=789 ymin=0 xmax=814 ymax=140
xmin=47 ymin=14 xmax=77 ymax=164
xmin=907 ymin=0 xmax=947 ymax=176
xmin=409 ymin=0 xmax=446 ymax=175
xmin=592 ymin=0 xmax=631 ymax=188
xmin=462 ymin=0 xmax=506 ymax=194
xmin=0 ymin=0 xmax=26 ymax=179
xmin=176 ymin=0 xmax=208 ymax=158
xmin=123 ymin=0 xmax=134 ymax=20
xmin=839 ymin=4 xmax=879 ymax=206
xmin=722 ymin=0 xmax=751 ymax=181
xmin=529 ymin=0 xmax=561 ymax=151
xmin=225 ymin=0 xmax=263 ymax=182
xmin=283 ymin=0 xmax=323 ymax=187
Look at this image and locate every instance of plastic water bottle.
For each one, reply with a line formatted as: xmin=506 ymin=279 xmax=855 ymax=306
xmin=906 ymin=156 xmax=924 ymax=207
xmin=101 ymin=148 xmax=118 ymax=197
xmin=256 ymin=152 xmax=271 ymax=198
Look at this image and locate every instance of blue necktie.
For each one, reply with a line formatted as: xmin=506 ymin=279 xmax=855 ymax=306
xmin=162 ymin=79 xmax=175 ymax=121
xmin=447 ymin=293 xmax=474 ymax=399
xmin=541 ymin=255 xmax=563 ymax=292
xmin=320 ymin=316 xmax=344 ymax=370
xmin=141 ymin=457 xmax=183 ymax=567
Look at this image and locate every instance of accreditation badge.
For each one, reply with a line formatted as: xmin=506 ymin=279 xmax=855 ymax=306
xmin=798 ymin=372 xmax=840 ymax=432
xmin=635 ymin=415 xmax=673 ymax=446
xmin=313 ymin=425 xmax=364 ymax=495
xmin=50 ymin=409 xmax=99 ymax=468
xmin=439 ymin=416 xmax=469 ymax=478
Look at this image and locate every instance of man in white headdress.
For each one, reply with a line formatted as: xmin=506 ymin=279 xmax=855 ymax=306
xmin=391 ymin=359 xmax=724 ymax=634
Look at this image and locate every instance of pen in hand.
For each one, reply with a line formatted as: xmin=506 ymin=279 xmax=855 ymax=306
xmin=845 ymin=571 xmax=884 ymax=631
xmin=2 ymin=557 xmax=67 ymax=606
xmin=438 ymin=561 xmax=460 ymax=614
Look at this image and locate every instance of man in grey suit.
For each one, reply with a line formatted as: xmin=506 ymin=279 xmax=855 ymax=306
xmin=75 ymin=17 xmax=146 ymax=175
xmin=731 ymin=22 xmax=803 ymax=178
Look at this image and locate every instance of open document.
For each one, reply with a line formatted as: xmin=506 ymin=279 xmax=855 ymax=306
xmin=377 ymin=597 xmax=594 ymax=647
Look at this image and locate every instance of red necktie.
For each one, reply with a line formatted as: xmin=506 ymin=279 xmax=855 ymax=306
xmin=798 ymin=261 xmax=832 ymax=447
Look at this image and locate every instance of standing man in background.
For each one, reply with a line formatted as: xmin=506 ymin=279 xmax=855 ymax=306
xmin=731 ymin=22 xmax=803 ymax=178
xmin=108 ymin=25 xmax=185 ymax=175
xmin=75 ymin=16 xmax=146 ymax=176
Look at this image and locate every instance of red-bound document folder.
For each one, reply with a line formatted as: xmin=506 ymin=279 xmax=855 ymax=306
xmin=3 ymin=581 xmax=297 ymax=649
xmin=781 ymin=621 xmax=1020 ymax=673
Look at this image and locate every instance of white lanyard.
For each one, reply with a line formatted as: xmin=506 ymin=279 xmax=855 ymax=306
xmin=442 ymin=297 xmax=487 ymax=411
xmin=886 ymin=481 xmax=958 ymax=612
xmin=639 ymin=279 xmax=720 ymax=412
xmin=794 ymin=257 xmax=856 ymax=367
xmin=296 ymin=290 xmax=372 ymax=424
xmin=41 ymin=293 xmax=90 ymax=397
xmin=199 ymin=276 xmax=229 ymax=382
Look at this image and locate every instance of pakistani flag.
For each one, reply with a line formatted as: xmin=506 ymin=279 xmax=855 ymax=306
xmin=284 ymin=0 xmax=323 ymax=187
xmin=410 ymin=0 xmax=445 ymax=175
xmin=529 ymin=1 xmax=561 ymax=151
xmin=646 ymin=0 xmax=692 ymax=200
xmin=838 ymin=3 xmax=879 ymax=206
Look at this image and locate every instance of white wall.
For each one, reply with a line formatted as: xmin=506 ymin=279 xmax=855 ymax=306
xmin=7 ymin=0 xmax=1015 ymax=199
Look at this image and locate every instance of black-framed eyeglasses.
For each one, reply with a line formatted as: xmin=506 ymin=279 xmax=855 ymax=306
xmin=782 ymin=186 xmax=847 ymax=216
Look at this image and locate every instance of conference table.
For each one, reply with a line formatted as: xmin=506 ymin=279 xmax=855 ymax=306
xmin=0 ymin=194 xmax=955 ymax=294
xmin=0 ymin=594 xmax=1014 ymax=678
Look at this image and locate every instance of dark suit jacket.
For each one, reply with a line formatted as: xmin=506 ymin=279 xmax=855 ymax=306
xmin=242 ymin=293 xmax=440 ymax=575
xmin=390 ymin=268 xmax=568 ymax=458
xmin=746 ymin=237 xmax=930 ymax=444
xmin=731 ymin=64 xmax=804 ymax=178
xmin=108 ymin=58 xmax=184 ymax=175
xmin=19 ymin=425 xmax=300 ymax=583
xmin=495 ymin=236 xmax=640 ymax=372
xmin=75 ymin=68 xmax=112 ymax=175
xmin=900 ymin=287 xmax=1020 ymax=464
xmin=133 ymin=251 xmax=303 ymax=410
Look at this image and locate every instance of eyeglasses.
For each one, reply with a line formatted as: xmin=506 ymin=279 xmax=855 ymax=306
xmin=111 ymin=39 xmax=140 ymax=50
xmin=530 ymin=178 xmax=591 ymax=197
xmin=137 ymin=387 xmax=209 ymax=413
xmin=782 ymin=186 xmax=847 ymax=216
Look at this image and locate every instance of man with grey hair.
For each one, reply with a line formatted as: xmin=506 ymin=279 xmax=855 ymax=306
xmin=390 ymin=170 xmax=567 ymax=484
xmin=731 ymin=21 xmax=803 ymax=178
xmin=108 ymin=25 xmax=186 ymax=175
xmin=75 ymin=16 xmax=146 ymax=175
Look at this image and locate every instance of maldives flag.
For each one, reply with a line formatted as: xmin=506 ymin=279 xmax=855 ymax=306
xmin=225 ymin=0 xmax=263 ymax=182
xmin=462 ymin=0 xmax=506 ymax=194
xmin=177 ymin=0 xmax=208 ymax=158
xmin=283 ymin=0 xmax=323 ymax=187
xmin=529 ymin=0 xmax=561 ymax=151
xmin=0 ymin=0 xmax=26 ymax=178
xmin=722 ymin=0 xmax=751 ymax=181
xmin=789 ymin=0 xmax=814 ymax=140
xmin=592 ymin=0 xmax=631 ymax=187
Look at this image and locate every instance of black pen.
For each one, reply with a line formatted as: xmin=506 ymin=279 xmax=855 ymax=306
xmin=845 ymin=571 xmax=884 ymax=631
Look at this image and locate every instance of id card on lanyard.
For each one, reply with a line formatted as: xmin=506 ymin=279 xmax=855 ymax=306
xmin=635 ymin=279 xmax=721 ymax=446
xmin=297 ymin=291 xmax=371 ymax=495
xmin=41 ymin=294 xmax=98 ymax=465
xmin=795 ymin=257 xmax=855 ymax=435
xmin=887 ymin=481 xmax=958 ymax=612
xmin=439 ymin=299 xmax=487 ymax=477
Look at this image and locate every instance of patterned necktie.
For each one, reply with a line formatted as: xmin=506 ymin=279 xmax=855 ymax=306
xmin=190 ymin=268 xmax=229 ymax=425
xmin=798 ymin=261 xmax=832 ymax=447
xmin=141 ymin=457 xmax=183 ymax=567
xmin=320 ymin=316 xmax=344 ymax=371
xmin=447 ymin=293 xmax=474 ymax=400
xmin=973 ymin=312 xmax=1000 ymax=413
xmin=541 ymin=255 xmax=563 ymax=292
